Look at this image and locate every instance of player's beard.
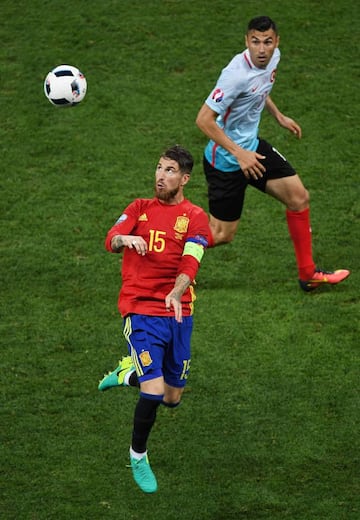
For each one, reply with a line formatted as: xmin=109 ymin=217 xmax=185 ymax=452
xmin=155 ymin=186 xmax=179 ymax=203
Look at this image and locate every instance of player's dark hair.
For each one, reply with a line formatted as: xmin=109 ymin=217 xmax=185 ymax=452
xmin=247 ymin=16 xmax=278 ymax=34
xmin=162 ymin=145 xmax=194 ymax=174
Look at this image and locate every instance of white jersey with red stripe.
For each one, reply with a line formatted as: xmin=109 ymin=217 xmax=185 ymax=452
xmin=204 ymin=47 xmax=280 ymax=171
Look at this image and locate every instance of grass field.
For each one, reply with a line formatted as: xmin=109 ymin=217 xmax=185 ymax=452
xmin=1 ymin=1 xmax=359 ymax=518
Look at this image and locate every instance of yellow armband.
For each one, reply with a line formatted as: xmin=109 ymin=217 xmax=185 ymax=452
xmin=183 ymin=241 xmax=205 ymax=262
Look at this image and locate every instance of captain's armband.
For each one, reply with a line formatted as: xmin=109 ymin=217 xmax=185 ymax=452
xmin=183 ymin=239 xmax=205 ymax=262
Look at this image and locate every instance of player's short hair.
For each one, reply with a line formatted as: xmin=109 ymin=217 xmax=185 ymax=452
xmin=162 ymin=145 xmax=194 ymax=174
xmin=247 ymin=16 xmax=278 ymax=35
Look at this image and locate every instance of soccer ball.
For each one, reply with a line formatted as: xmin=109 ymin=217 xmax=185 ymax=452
xmin=44 ymin=65 xmax=87 ymax=107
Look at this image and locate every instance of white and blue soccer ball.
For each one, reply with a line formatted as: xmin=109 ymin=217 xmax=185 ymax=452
xmin=44 ymin=64 xmax=87 ymax=107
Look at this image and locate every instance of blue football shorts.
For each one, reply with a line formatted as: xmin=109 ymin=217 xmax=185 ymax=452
xmin=122 ymin=314 xmax=193 ymax=388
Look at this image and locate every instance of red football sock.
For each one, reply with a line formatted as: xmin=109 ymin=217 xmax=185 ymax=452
xmin=286 ymin=208 xmax=315 ymax=280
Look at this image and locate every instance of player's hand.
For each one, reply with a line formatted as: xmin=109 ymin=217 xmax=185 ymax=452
xmin=125 ymin=235 xmax=148 ymax=256
xmin=278 ymin=115 xmax=302 ymax=139
xmin=165 ymin=293 xmax=183 ymax=323
xmin=236 ymin=149 xmax=266 ymax=180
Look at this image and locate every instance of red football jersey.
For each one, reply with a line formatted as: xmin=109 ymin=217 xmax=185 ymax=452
xmin=105 ymin=197 xmax=210 ymax=317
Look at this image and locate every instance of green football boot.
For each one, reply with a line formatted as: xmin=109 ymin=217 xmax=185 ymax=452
xmin=130 ymin=453 xmax=158 ymax=493
xmin=98 ymin=356 xmax=134 ymax=391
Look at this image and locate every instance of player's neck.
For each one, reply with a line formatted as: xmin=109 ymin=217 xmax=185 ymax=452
xmin=157 ymin=194 xmax=185 ymax=206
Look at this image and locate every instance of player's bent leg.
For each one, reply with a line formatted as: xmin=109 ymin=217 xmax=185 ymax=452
xmin=209 ymin=215 xmax=240 ymax=246
xmin=265 ymin=177 xmax=351 ymax=290
xmin=163 ymin=384 xmax=184 ymax=407
xmin=265 ymin=175 xmax=309 ymax=211
xmin=130 ymin=387 xmax=163 ymax=494
xmin=266 ymin=176 xmax=315 ymax=282
xmin=140 ymin=376 xmax=165 ymax=397
xmin=130 ymin=391 xmax=163 ymax=494
xmin=98 ymin=355 xmax=135 ymax=391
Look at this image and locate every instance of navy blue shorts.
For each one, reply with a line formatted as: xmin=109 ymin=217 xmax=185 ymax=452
xmin=204 ymin=138 xmax=296 ymax=221
xmin=123 ymin=314 xmax=193 ymax=388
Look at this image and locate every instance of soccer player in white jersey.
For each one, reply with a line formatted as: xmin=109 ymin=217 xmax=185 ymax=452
xmin=196 ymin=15 xmax=350 ymax=291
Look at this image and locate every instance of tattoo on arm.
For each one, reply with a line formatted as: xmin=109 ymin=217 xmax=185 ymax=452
xmin=170 ymin=274 xmax=191 ymax=300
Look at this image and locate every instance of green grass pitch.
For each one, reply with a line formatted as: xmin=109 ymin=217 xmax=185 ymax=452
xmin=1 ymin=1 xmax=359 ymax=518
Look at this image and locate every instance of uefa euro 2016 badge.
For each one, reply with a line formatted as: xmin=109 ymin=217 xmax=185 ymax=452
xmin=116 ymin=213 xmax=128 ymax=224
xmin=174 ymin=216 xmax=189 ymax=234
xmin=211 ymin=88 xmax=224 ymax=103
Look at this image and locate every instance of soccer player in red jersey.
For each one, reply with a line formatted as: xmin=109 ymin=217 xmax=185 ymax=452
xmin=98 ymin=145 xmax=210 ymax=493
xmin=196 ymin=15 xmax=350 ymax=291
